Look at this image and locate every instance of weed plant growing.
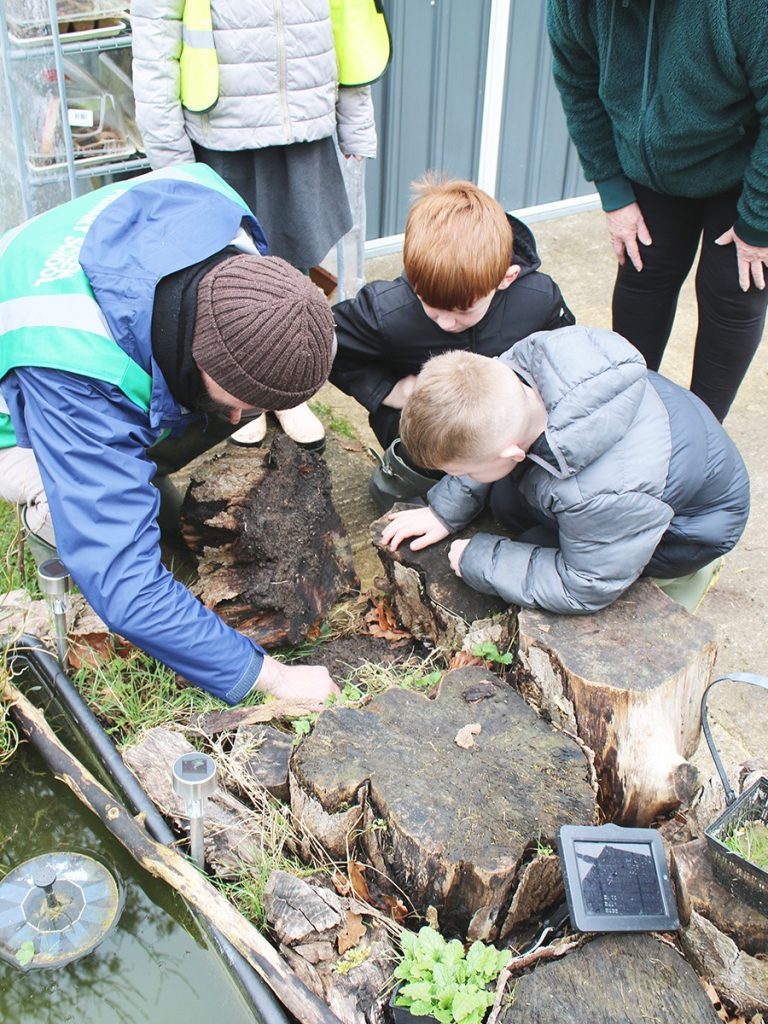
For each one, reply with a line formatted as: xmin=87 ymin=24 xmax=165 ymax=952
xmin=393 ymin=926 xmax=511 ymax=1024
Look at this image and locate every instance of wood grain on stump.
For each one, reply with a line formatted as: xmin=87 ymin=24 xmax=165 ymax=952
xmin=291 ymin=666 xmax=596 ymax=941
xmin=180 ymin=433 xmax=357 ymax=647
xmin=499 ymin=932 xmax=719 ymax=1024
xmin=517 ymin=579 xmax=717 ymax=825
xmin=370 ymin=508 xmax=516 ymax=654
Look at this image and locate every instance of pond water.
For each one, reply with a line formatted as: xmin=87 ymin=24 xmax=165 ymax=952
xmin=0 ymin=680 xmax=259 ymax=1024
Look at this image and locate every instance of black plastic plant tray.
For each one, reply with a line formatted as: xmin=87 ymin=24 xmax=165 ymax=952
xmin=705 ymin=775 xmax=768 ymax=916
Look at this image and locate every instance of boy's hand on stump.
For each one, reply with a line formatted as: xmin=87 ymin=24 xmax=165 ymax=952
xmin=381 ymin=506 xmax=449 ymax=552
xmin=448 ymin=538 xmax=469 ymax=577
xmin=257 ymin=655 xmax=339 ymax=702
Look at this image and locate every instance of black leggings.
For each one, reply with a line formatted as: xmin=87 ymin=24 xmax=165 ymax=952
xmin=612 ymin=182 xmax=768 ymax=422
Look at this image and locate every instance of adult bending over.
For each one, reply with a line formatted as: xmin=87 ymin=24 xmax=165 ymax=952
xmin=0 ymin=164 xmax=338 ymax=706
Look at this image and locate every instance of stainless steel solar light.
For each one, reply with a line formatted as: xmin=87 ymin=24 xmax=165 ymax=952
xmin=37 ymin=558 xmax=72 ymax=670
xmin=172 ymin=753 xmax=217 ymax=869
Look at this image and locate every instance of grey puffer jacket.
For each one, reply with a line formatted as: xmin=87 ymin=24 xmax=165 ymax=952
xmin=428 ymin=326 xmax=750 ymax=614
xmin=130 ymin=0 xmax=377 ymax=168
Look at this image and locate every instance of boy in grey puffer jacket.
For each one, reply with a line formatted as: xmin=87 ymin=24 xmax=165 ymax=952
xmin=380 ymin=326 xmax=749 ymax=615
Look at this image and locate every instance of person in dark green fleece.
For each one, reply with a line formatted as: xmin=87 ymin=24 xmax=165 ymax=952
xmin=546 ymin=0 xmax=768 ymax=422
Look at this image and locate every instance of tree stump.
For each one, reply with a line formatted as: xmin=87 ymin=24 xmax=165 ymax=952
xmin=516 ymin=579 xmax=717 ymax=824
xmin=498 ymin=932 xmax=720 ymax=1023
xmin=673 ymin=839 xmax=768 ymax=956
xmin=264 ymin=870 xmax=395 ymax=1024
xmin=291 ymin=666 xmax=597 ymax=941
xmin=180 ymin=433 xmax=358 ymax=647
xmin=679 ymin=911 xmax=768 ymax=1017
xmin=370 ymin=508 xmax=516 ymax=654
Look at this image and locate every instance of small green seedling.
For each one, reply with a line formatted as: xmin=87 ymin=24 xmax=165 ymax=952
xmin=291 ymin=714 xmax=317 ymax=741
xmin=393 ymin=925 xmax=511 ymax=1024
xmin=471 ymin=642 xmax=513 ymax=667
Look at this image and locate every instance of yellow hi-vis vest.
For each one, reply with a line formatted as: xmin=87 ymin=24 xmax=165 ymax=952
xmin=330 ymin=0 xmax=391 ymax=86
xmin=179 ymin=0 xmax=219 ymax=113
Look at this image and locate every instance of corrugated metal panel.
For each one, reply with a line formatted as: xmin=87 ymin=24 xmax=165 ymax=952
xmin=495 ymin=1 xmax=591 ymax=209
xmin=367 ymin=0 xmax=491 ymax=239
xmin=366 ymin=0 xmax=591 ymax=239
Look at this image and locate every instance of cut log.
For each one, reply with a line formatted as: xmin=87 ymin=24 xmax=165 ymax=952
xmin=680 ymin=910 xmax=768 ymax=1017
xmin=497 ymin=932 xmax=720 ymax=1023
xmin=180 ymin=433 xmax=358 ymax=647
xmin=123 ymin=726 xmax=266 ymax=878
xmin=291 ymin=666 xmax=597 ymax=941
xmin=231 ymin=724 xmax=293 ymax=802
xmin=370 ymin=508 xmax=516 ymax=654
xmin=264 ymin=870 xmax=395 ymax=1024
xmin=516 ymin=579 xmax=716 ymax=824
xmin=673 ymin=839 xmax=768 ymax=957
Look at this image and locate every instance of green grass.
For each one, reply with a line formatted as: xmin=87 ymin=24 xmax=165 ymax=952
xmin=70 ymin=646 xmax=265 ymax=747
xmin=723 ymin=819 xmax=768 ymax=870
xmin=0 ymin=503 xmax=39 ymax=595
xmin=309 ymin=399 xmax=359 ymax=441
xmin=0 ymin=701 xmax=19 ymax=770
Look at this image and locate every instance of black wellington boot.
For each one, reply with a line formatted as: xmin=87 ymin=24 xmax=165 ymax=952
xmin=368 ymin=439 xmax=441 ymax=514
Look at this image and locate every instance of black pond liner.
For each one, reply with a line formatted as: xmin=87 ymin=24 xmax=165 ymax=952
xmin=701 ymin=672 xmax=768 ymax=916
xmin=1 ymin=633 xmax=291 ymax=1024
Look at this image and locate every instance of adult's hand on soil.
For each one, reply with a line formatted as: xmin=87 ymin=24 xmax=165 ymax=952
xmin=605 ymin=202 xmax=652 ymax=271
xmin=380 ymin=506 xmax=450 ymax=552
xmin=714 ymin=226 xmax=768 ymax=291
xmin=381 ymin=375 xmax=418 ymax=409
xmin=257 ymin=656 xmax=339 ymax=701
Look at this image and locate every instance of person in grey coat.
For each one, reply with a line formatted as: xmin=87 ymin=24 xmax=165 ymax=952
xmin=381 ymin=326 xmax=750 ymax=614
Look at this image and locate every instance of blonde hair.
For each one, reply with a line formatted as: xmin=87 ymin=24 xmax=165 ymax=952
xmin=401 ymin=351 xmax=526 ymax=469
xmin=403 ymin=173 xmax=513 ymax=311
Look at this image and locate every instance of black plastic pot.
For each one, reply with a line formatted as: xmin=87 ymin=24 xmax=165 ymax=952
xmin=388 ymin=986 xmax=438 ymax=1024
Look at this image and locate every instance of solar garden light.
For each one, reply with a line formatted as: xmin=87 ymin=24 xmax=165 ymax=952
xmin=172 ymin=753 xmax=217 ymax=869
xmin=37 ymin=558 xmax=72 ymax=670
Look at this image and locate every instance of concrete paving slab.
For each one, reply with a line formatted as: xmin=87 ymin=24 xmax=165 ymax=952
xmin=318 ymin=208 xmax=768 ymax=773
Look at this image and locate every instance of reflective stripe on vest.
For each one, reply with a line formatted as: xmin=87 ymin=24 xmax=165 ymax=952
xmin=330 ymin=0 xmax=391 ymax=87
xmin=0 ymin=163 xmax=254 ymax=448
xmin=180 ymin=0 xmax=219 ymax=114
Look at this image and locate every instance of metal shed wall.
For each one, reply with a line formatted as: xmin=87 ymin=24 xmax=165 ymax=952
xmin=366 ymin=0 xmax=593 ymax=240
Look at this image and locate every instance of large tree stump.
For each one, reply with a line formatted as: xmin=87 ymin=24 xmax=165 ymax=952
xmin=180 ymin=433 xmax=357 ymax=647
xmin=498 ymin=932 xmax=720 ymax=1023
xmin=291 ymin=666 xmax=596 ymax=941
xmin=516 ymin=579 xmax=717 ymax=824
xmin=371 ymin=508 xmax=516 ymax=654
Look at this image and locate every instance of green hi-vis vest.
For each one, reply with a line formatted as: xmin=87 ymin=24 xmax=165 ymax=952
xmin=179 ymin=0 xmax=219 ymax=114
xmin=330 ymin=0 xmax=391 ymax=86
xmin=0 ymin=164 xmax=250 ymax=448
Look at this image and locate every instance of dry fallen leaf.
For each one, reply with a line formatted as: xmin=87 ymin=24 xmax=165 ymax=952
xmin=382 ymin=894 xmax=409 ymax=923
xmin=448 ymin=650 xmax=485 ymax=670
xmin=455 ymin=723 xmax=482 ymax=749
xmin=337 ymin=911 xmax=366 ymax=954
xmin=537 ymin=623 xmax=551 ymax=633
xmin=348 ymin=860 xmax=371 ymax=902
xmin=364 ymin=600 xmax=411 ymax=641
xmin=425 ymin=905 xmax=439 ymax=930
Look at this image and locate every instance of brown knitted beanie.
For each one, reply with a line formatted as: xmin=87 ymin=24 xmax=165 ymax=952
xmin=192 ymin=254 xmax=335 ymax=410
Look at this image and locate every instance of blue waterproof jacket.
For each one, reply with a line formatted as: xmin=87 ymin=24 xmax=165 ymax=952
xmin=0 ymin=165 xmax=270 ymax=704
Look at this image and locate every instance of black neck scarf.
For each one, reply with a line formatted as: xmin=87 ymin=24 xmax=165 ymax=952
xmin=151 ymin=246 xmax=239 ymax=410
